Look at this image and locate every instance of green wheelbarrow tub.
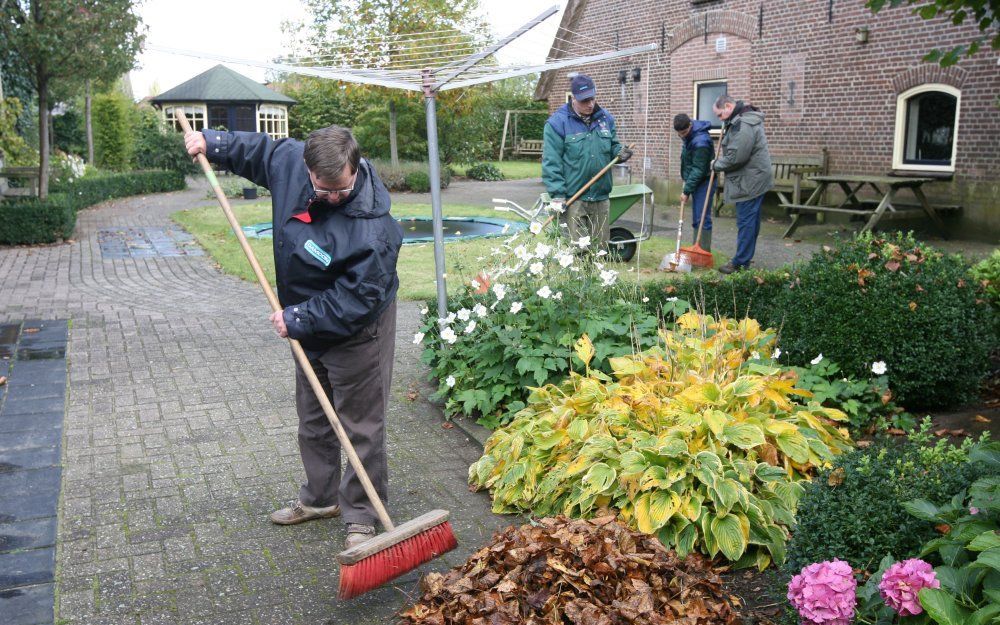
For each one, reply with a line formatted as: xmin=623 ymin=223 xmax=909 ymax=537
xmin=538 ymin=183 xmax=653 ymax=224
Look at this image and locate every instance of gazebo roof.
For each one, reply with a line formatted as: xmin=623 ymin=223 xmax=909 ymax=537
xmin=151 ymin=65 xmax=295 ymax=105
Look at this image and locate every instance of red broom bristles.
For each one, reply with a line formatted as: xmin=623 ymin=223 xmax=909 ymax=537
xmin=338 ymin=521 xmax=458 ymax=600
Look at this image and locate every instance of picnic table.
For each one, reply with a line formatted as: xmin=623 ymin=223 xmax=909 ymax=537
xmin=780 ymin=174 xmax=956 ymax=239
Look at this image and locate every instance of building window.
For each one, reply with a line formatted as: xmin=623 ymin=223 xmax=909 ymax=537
xmin=257 ymin=105 xmax=288 ymax=138
xmin=694 ymin=80 xmax=727 ymax=129
xmin=164 ymin=104 xmax=206 ymax=132
xmin=893 ymin=84 xmax=959 ymax=172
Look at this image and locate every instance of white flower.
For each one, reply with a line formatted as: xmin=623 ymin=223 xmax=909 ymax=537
xmin=529 ymin=222 xmax=543 ymax=235
xmin=440 ymin=327 xmax=458 ymax=344
xmin=476 ymin=256 xmax=485 ymax=262
xmin=871 ymin=361 xmax=887 ymax=375
xmin=537 ymin=285 xmax=552 ymax=299
xmin=455 ymin=231 xmax=462 ymax=236
xmin=811 ymin=354 xmax=824 ymax=365
xmin=548 ymin=202 xmax=565 ymax=214
xmin=473 ymin=303 xmax=488 ymax=318
xmin=575 ymin=235 xmax=591 ymax=249
xmin=642 ymin=297 xmax=649 ymax=303
xmin=529 ymin=262 xmax=544 ymax=275
xmin=438 ymin=312 xmax=456 ymax=325
xmin=750 ymin=351 xmax=760 ymax=360
xmin=557 ymin=253 xmax=574 ymax=268
xmin=599 ymin=269 xmax=619 ymax=286
xmin=534 ymin=243 xmax=552 ymax=258
xmin=471 ymin=279 xmax=480 ymax=289
xmin=553 ymin=291 xmax=562 ymax=300
xmin=464 ymin=320 xmax=477 ymax=334
xmin=457 ymin=308 xmax=471 ymax=321
xmin=420 ymin=306 xmax=429 ymax=315
xmin=559 ymin=223 xmax=568 ymax=228
xmin=492 ymin=283 xmax=507 ymax=301
xmin=666 ymin=297 xmax=678 ymax=302
xmin=510 ymin=301 xmax=523 ymax=314
xmin=595 ymin=262 xmax=604 ymax=270
xmin=597 ymin=249 xmax=608 ymax=257
xmin=501 ymin=224 xmax=511 ymax=234
xmin=514 ymin=245 xmax=532 ymax=261
xmin=773 ymin=348 xmax=782 ymax=359
xmin=445 ymin=375 xmax=456 ymax=388
xmin=413 ymin=332 xmax=424 ymax=344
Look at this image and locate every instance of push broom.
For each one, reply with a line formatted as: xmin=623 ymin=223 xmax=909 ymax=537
xmin=678 ymin=127 xmax=726 ymax=269
xmin=175 ymin=113 xmax=457 ymax=600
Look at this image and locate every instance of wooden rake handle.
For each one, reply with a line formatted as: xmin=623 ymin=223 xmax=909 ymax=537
xmin=694 ymin=128 xmax=726 ymax=247
xmin=539 ymin=143 xmax=635 ymax=231
xmin=176 ymin=114 xmax=395 ymax=531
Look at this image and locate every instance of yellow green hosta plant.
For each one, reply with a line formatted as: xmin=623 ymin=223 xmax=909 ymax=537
xmin=469 ymin=312 xmax=854 ymax=569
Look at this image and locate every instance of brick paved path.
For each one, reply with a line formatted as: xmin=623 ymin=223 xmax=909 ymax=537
xmin=0 ymin=185 xmax=509 ymax=624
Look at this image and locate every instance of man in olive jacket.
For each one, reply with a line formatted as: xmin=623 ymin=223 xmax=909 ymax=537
xmin=711 ymin=95 xmax=773 ymax=273
xmin=542 ymin=74 xmax=631 ymax=251
xmin=674 ymin=113 xmax=716 ymax=251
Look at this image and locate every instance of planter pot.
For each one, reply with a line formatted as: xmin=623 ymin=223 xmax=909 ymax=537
xmin=242 ymin=187 xmax=258 ymax=200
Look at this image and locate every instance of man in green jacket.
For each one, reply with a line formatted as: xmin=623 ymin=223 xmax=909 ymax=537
xmin=674 ymin=113 xmax=716 ymax=251
xmin=712 ymin=95 xmax=773 ymax=274
xmin=542 ymin=75 xmax=631 ymax=251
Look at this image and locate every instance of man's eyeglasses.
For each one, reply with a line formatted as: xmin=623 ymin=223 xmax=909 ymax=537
xmin=312 ymin=171 xmax=357 ymax=198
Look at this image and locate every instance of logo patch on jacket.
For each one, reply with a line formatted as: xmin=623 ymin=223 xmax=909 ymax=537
xmin=304 ymin=240 xmax=332 ymax=267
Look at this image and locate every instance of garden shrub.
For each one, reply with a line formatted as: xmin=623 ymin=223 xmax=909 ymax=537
xmin=971 ymin=249 xmax=1000 ymax=311
xmin=783 ymin=423 xmax=988 ymax=576
xmin=404 ymin=170 xmax=430 ymax=193
xmin=132 ymin=107 xmax=199 ymax=175
xmin=369 ymin=159 xmax=450 ymax=192
xmin=52 ymin=170 xmax=186 ymax=207
xmin=92 ymin=92 xmax=134 ymax=171
xmin=0 ymin=193 xmax=77 ymax=244
xmin=205 ymin=175 xmax=270 ymax=200
xmin=644 ymin=268 xmax=787 ymax=328
xmin=469 ymin=312 xmax=854 ymax=568
xmin=773 ymin=232 xmax=994 ymax=410
xmin=465 ymin=162 xmax=505 ymax=181
xmin=418 ymin=234 xmax=666 ymax=427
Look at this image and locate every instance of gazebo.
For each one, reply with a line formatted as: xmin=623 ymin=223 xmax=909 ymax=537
xmin=150 ymin=64 xmax=295 ymax=138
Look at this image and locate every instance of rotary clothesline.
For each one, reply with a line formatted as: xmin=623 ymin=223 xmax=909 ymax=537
xmin=151 ymin=4 xmax=657 ymax=318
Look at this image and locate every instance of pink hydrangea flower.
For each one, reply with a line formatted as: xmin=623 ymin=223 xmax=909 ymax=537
xmin=970 ymin=507 xmax=980 ymax=515
xmin=787 ymin=559 xmax=857 ymax=625
xmin=879 ymin=559 xmax=940 ymax=616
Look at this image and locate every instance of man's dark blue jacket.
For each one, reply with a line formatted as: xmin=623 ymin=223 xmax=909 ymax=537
xmin=202 ymin=130 xmax=403 ymax=352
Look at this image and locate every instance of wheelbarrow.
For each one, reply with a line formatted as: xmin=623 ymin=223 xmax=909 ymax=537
xmin=493 ymin=183 xmax=654 ymax=262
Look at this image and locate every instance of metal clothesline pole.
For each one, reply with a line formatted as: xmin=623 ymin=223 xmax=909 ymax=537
xmin=422 ymin=69 xmax=448 ymax=319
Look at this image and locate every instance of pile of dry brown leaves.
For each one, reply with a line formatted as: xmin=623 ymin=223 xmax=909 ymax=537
xmin=399 ymin=515 xmax=742 ymax=625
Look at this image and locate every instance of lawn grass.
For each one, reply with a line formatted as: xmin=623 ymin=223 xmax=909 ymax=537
xmin=172 ymin=201 xmax=724 ymax=302
xmin=455 ymin=160 xmax=541 ymax=180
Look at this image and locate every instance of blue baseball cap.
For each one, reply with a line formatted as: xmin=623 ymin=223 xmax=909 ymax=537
xmin=570 ymin=74 xmax=596 ymax=101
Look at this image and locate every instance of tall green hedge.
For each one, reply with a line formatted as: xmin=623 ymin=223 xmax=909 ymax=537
xmin=1 ymin=170 xmax=186 ymax=245
xmin=92 ymin=93 xmax=134 ymax=171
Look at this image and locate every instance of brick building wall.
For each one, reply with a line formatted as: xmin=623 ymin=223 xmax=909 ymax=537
xmin=537 ymin=0 xmax=1000 ymax=240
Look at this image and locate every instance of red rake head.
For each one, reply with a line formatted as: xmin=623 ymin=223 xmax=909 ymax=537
xmin=338 ymin=520 xmax=457 ymax=600
xmin=679 ymin=245 xmax=714 ymax=268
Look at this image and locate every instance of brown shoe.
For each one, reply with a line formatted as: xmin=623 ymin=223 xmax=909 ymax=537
xmin=344 ymin=523 xmax=377 ymax=549
xmin=270 ymin=500 xmax=340 ymax=525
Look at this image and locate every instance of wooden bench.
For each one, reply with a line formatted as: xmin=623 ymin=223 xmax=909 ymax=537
xmin=0 ymin=166 xmax=40 ymax=198
xmin=513 ymin=139 xmax=543 ymax=158
xmin=715 ymin=150 xmax=829 ymax=213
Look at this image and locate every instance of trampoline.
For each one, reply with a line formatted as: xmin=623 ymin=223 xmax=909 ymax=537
xmin=241 ymin=216 xmax=526 ymax=244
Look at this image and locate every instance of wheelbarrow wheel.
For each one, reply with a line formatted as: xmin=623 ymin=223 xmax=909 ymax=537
xmin=608 ymin=227 xmax=637 ymax=262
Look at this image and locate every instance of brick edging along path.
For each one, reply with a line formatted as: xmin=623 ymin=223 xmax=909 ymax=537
xmin=0 ymin=182 xmax=509 ymax=625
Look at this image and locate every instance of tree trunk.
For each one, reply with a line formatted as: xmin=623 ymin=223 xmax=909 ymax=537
xmin=389 ymin=99 xmax=399 ymax=166
xmin=38 ymin=75 xmax=49 ymax=200
xmin=86 ymin=80 xmax=94 ymax=165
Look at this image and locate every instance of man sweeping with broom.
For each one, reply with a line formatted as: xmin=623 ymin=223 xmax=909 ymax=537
xmin=185 ymin=126 xmax=401 ymax=550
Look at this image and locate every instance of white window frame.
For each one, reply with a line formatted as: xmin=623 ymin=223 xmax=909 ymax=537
xmin=257 ymin=105 xmax=288 ymax=138
xmin=163 ymin=104 xmax=207 ymax=132
xmin=693 ymin=79 xmax=728 ymax=135
xmin=892 ymin=83 xmax=960 ymax=173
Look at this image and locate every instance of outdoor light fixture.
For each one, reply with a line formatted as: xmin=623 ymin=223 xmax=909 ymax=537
xmin=618 ymin=69 xmax=627 ymax=84
xmin=632 ymin=67 xmax=641 ymax=82
xmin=855 ymin=27 xmax=870 ymax=44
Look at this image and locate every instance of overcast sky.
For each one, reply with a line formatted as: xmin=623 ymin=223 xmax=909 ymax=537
xmin=130 ymin=0 xmax=564 ymax=99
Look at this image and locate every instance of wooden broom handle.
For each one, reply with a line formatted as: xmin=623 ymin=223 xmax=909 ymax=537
xmin=693 ymin=128 xmax=725 ymax=247
xmin=177 ymin=114 xmax=395 ymax=531
xmin=540 ymin=143 xmax=635 ymax=230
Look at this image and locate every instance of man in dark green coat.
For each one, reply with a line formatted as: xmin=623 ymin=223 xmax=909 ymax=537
xmin=542 ymin=74 xmax=631 ymax=251
xmin=712 ymin=95 xmax=773 ymax=273
xmin=674 ymin=113 xmax=716 ymax=251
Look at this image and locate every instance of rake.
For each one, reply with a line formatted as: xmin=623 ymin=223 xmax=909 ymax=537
xmin=175 ymin=113 xmax=457 ymax=600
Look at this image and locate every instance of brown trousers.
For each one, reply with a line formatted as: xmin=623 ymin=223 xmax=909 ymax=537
xmin=293 ymin=299 xmax=396 ymax=526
